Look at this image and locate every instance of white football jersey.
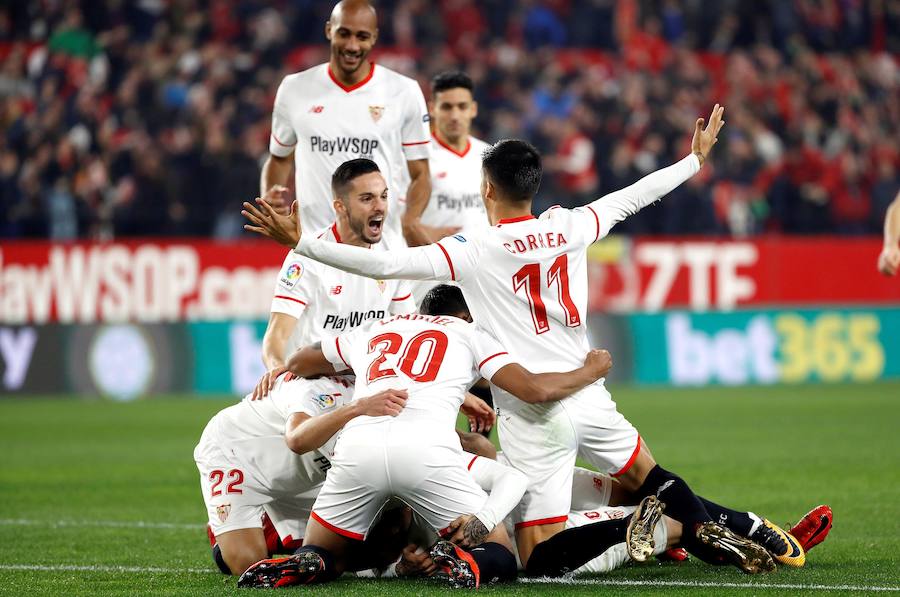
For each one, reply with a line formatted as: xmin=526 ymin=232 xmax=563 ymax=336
xmin=269 ymin=63 xmax=431 ymax=237
xmin=213 ymin=375 xmax=354 ymax=492
xmin=429 ymin=209 xmax=597 ymax=413
xmin=421 ymin=134 xmax=490 ymax=235
xmin=271 ymin=223 xmax=416 ymax=355
xmin=321 ymin=313 xmax=514 ymax=431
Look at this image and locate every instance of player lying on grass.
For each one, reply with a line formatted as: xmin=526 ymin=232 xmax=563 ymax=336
xmin=241 ymin=104 xmax=787 ymax=575
xmin=237 ymin=285 xmax=613 ymax=588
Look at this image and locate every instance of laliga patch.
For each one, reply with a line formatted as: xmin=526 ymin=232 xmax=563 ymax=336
xmin=216 ymin=504 xmax=231 ymax=523
xmin=422 ymin=113 xmax=430 ymax=123
xmin=279 ymin=261 xmax=303 ymax=289
xmin=313 ymin=394 xmax=336 ymax=409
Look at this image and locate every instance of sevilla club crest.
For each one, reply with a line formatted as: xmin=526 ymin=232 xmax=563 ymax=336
xmin=216 ymin=504 xmax=231 ymax=523
xmin=376 ymin=280 xmax=386 ymax=293
xmin=369 ymin=105 xmax=384 ymax=123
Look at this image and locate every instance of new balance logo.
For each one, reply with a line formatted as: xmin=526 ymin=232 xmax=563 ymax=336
xmin=656 ymin=480 xmax=675 ymax=496
xmin=309 ymin=105 xmax=325 ymax=113
xmin=330 ymin=286 xmax=343 ymax=295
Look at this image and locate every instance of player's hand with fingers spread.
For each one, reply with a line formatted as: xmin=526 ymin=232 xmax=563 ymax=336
xmin=460 ymin=392 xmax=495 ymax=433
xmin=262 ymin=184 xmax=291 ymax=216
xmin=584 ymin=348 xmax=613 ymax=380
xmin=252 ymin=366 xmax=288 ymax=400
xmin=242 ymin=197 xmax=302 ymax=247
xmin=356 ymin=389 xmax=408 ymax=417
xmin=691 ymin=103 xmax=726 ymax=168
xmin=395 ymin=544 xmax=437 ymax=577
xmin=877 ymin=245 xmax=900 ymax=276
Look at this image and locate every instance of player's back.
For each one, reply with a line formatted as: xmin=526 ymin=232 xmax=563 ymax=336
xmin=329 ymin=313 xmax=507 ymax=436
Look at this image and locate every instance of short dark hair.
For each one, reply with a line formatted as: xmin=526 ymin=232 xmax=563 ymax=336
xmin=331 ymin=158 xmax=381 ymax=199
xmin=481 ymin=139 xmax=542 ymax=202
xmin=419 ymin=284 xmax=470 ymax=318
xmin=431 ymin=70 xmax=474 ymax=96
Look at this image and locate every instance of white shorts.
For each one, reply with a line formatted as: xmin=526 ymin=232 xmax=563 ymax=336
xmin=566 ymin=505 xmax=669 ymax=574
xmin=194 ymin=421 xmax=318 ymax=542
xmin=497 ymin=381 xmax=640 ymax=527
xmin=310 ymin=421 xmax=488 ymax=540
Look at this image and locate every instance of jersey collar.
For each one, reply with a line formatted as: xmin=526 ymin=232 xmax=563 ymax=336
xmin=496 ymin=214 xmax=536 ymax=226
xmin=327 ymin=62 xmax=376 ymax=93
xmin=432 ymin=132 xmax=471 ymax=158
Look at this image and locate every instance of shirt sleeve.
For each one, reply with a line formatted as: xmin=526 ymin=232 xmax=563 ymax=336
xmin=580 ymin=153 xmax=701 ymax=242
xmin=270 ymin=252 xmax=314 ymax=317
xmin=321 ymin=334 xmax=354 ymax=374
xmin=400 ymin=79 xmax=432 ymax=161
xmin=467 ymin=456 xmax=529 ymax=531
xmin=295 ymin=236 xmax=454 ymax=281
xmin=389 ymin=280 xmax=416 ymax=314
xmin=470 ymin=326 xmax=515 ymax=381
xmin=269 ymin=77 xmax=298 ymax=157
xmin=432 ymin=233 xmax=481 ymax=282
xmin=286 ymin=378 xmax=350 ymax=418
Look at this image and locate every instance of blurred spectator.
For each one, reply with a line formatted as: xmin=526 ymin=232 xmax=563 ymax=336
xmin=0 ymin=0 xmax=897 ymax=239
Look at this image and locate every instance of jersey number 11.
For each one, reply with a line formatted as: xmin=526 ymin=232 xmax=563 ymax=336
xmin=513 ymin=254 xmax=581 ymax=335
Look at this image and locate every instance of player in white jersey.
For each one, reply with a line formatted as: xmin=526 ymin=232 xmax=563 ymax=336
xmin=422 ymin=71 xmax=491 ymax=238
xmin=412 ymin=71 xmax=491 ymax=304
xmin=260 ymin=0 xmax=445 ymax=247
xmin=241 ymin=104 xmax=799 ymax=575
xmin=237 ymin=285 xmax=613 ymax=589
xmin=194 ymin=373 xmax=410 ymax=575
xmin=258 ymin=159 xmax=415 ymax=396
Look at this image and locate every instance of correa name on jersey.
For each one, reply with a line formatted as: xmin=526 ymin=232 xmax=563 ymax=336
xmin=309 ymin=135 xmax=380 ymax=157
xmin=323 ymin=309 xmax=386 ymax=331
xmin=436 ymin=192 xmax=483 ymax=212
xmin=502 ymin=231 xmax=569 ymax=255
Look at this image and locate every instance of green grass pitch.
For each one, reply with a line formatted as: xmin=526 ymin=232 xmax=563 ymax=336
xmin=1 ymin=382 xmax=898 ymax=596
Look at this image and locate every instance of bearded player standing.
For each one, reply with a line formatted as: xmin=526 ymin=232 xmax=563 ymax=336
xmin=243 ymin=105 xmax=807 ymax=575
xmin=259 ymin=159 xmax=415 ymax=396
xmin=261 ymin=0 xmax=446 ymax=246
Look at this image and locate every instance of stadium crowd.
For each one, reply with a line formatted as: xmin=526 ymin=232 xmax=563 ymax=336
xmin=0 ymin=0 xmax=897 ymax=239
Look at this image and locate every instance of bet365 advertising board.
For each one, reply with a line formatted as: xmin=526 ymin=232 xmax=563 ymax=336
xmin=1 ymin=238 xmax=898 ymax=396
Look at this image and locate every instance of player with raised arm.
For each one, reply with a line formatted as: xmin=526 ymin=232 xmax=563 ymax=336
xmin=237 ymin=287 xmax=613 ymax=589
xmin=259 ymin=159 xmax=415 ymax=397
xmin=242 ymin=105 xmax=804 ymax=575
xmin=261 ymin=0 xmax=446 ymax=246
xmin=877 ymin=190 xmax=900 ymax=276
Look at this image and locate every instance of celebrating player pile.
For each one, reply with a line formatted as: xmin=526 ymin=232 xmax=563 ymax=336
xmin=240 ymin=42 xmax=835 ymax=582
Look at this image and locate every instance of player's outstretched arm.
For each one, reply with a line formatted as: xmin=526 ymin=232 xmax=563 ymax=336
xmin=243 ymin=197 xmax=302 ymax=247
xmin=285 ymin=389 xmax=408 ymax=455
xmin=490 ymin=349 xmax=612 ymax=404
xmin=582 ymin=105 xmax=725 ymax=240
xmin=878 ymin=190 xmax=900 ymax=276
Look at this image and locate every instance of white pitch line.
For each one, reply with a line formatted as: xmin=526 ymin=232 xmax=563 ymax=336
xmin=0 ymin=564 xmax=898 ymax=592
xmin=0 ymin=519 xmax=203 ymax=531
xmin=0 ymin=564 xmax=215 ymax=574
xmin=520 ymin=577 xmax=900 ymax=592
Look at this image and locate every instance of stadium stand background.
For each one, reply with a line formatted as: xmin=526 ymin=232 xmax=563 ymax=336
xmin=1 ymin=0 xmax=898 ymax=240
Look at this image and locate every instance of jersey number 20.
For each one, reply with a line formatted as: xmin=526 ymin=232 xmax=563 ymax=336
xmin=366 ymin=330 xmax=449 ymax=383
xmin=513 ymin=254 xmax=581 ymax=334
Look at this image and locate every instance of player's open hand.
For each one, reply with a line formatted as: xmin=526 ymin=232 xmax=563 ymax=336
xmin=584 ymin=349 xmax=612 ymax=379
xmin=357 ymin=389 xmax=408 ymax=417
xmin=691 ymin=103 xmax=726 ymax=167
xmin=242 ymin=197 xmax=302 ymax=247
xmin=877 ymin=245 xmax=900 ymax=276
xmin=395 ymin=544 xmax=437 ymax=577
xmin=460 ymin=392 xmax=495 ymax=433
xmin=252 ymin=366 xmax=288 ymax=400
xmin=445 ymin=514 xmax=490 ymax=548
